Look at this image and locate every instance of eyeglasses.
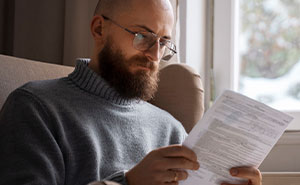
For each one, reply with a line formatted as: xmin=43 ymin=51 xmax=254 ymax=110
xmin=102 ymin=15 xmax=177 ymax=61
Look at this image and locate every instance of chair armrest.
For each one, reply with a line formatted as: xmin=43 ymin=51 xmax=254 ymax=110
xmin=150 ymin=63 xmax=204 ymax=133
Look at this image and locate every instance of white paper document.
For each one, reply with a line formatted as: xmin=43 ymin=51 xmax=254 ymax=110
xmin=180 ymin=90 xmax=294 ymax=185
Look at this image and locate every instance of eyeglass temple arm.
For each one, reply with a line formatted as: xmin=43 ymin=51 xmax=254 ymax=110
xmin=166 ymin=45 xmax=177 ymax=54
xmin=102 ymin=15 xmax=137 ymax=36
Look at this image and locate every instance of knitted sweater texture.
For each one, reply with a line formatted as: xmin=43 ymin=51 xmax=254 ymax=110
xmin=0 ymin=59 xmax=187 ymax=185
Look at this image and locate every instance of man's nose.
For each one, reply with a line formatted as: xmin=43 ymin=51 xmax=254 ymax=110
xmin=144 ymin=41 xmax=161 ymax=62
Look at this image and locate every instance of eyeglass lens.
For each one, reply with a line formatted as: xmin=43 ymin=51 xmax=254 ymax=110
xmin=133 ymin=32 xmax=175 ymax=61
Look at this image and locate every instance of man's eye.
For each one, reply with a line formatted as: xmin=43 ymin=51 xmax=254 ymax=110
xmin=136 ymin=33 xmax=146 ymax=39
xmin=159 ymin=42 xmax=166 ymax=46
xmin=160 ymin=39 xmax=169 ymax=46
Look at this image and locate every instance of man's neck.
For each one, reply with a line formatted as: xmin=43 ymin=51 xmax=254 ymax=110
xmin=88 ymin=57 xmax=101 ymax=75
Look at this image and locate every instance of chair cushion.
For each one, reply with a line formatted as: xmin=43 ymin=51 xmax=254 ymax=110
xmin=150 ymin=63 xmax=204 ymax=133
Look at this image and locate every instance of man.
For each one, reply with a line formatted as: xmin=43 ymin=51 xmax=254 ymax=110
xmin=0 ymin=0 xmax=262 ymax=185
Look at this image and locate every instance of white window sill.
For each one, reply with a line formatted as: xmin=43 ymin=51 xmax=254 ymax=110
xmin=262 ymin=172 xmax=300 ymax=185
xmin=260 ymin=131 xmax=300 ymax=172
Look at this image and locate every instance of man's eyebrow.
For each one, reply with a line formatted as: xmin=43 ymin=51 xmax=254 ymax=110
xmin=133 ymin=24 xmax=172 ymax=40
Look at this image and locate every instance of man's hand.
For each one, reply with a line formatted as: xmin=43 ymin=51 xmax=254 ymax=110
xmin=125 ymin=144 xmax=200 ymax=185
xmin=222 ymin=167 xmax=262 ymax=185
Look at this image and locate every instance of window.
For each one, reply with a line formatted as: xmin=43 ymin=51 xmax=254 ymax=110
xmin=213 ymin=0 xmax=300 ymax=130
xmin=179 ymin=0 xmax=299 ymax=172
xmin=212 ymin=0 xmax=300 ymax=172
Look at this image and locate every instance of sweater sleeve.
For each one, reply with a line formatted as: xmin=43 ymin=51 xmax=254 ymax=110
xmin=0 ymin=89 xmax=65 ymax=185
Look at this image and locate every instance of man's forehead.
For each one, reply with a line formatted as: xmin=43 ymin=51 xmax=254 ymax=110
xmin=122 ymin=0 xmax=174 ymax=36
xmin=135 ymin=0 xmax=174 ymax=18
xmin=132 ymin=24 xmax=172 ymax=40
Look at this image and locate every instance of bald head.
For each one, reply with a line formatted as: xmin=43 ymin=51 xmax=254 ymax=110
xmin=94 ymin=0 xmax=173 ymax=19
xmin=94 ymin=0 xmax=132 ymax=18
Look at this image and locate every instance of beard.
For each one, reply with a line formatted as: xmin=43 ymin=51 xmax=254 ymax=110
xmin=97 ymin=39 xmax=159 ymax=101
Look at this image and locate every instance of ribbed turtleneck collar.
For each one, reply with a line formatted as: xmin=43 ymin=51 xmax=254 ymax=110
xmin=68 ymin=58 xmax=141 ymax=105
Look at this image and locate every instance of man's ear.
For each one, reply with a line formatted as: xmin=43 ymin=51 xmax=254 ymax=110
xmin=91 ymin=15 xmax=105 ymax=41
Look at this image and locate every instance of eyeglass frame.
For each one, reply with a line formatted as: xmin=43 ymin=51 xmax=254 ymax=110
xmin=101 ymin=15 xmax=177 ymax=61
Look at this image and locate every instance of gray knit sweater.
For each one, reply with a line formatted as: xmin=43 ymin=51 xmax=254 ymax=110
xmin=0 ymin=59 xmax=187 ymax=185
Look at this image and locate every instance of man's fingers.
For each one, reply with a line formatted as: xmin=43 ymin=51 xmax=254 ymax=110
xmin=160 ymin=157 xmax=199 ymax=170
xmin=149 ymin=170 xmax=187 ymax=185
xmin=230 ymin=167 xmax=262 ymax=185
xmin=163 ymin=170 xmax=188 ymax=182
xmin=155 ymin=145 xmax=198 ymax=162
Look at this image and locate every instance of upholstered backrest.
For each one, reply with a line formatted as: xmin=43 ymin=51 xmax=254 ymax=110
xmin=150 ymin=63 xmax=204 ymax=133
xmin=0 ymin=54 xmax=204 ymax=132
xmin=0 ymin=55 xmax=74 ymax=107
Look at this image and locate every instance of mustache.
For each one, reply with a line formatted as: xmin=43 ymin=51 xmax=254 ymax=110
xmin=129 ymin=55 xmax=158 ymax=71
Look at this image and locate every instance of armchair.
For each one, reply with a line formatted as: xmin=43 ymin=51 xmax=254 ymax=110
xmin=2 ymin=54 xmax=299 ymax=185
